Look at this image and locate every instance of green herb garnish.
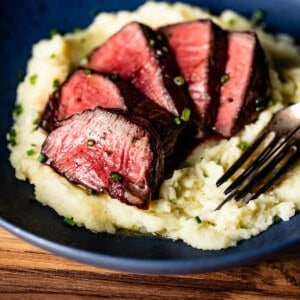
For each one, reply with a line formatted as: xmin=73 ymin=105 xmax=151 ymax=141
xmin=26 ymin=149 xmax=35 ymax=156
xmin=7 ymin=128 xmax=17 ymax=146
xmin=37 ymin=154 xmax=47 ymax=163
xmin=174 ymin=117 xmax=181 ymax=125
xmin=87 ymin=139 xmax=95 ymax=147
xmin=73 ymin=28 xmax=81 ymax=33
xmin=195 ymin=216 xmax=202 ymax=224
xmin=251 ymin=9 xmax=265 ymax=24
xmin=29 ymin=74 xmax=38 ymax=85
xmin=13 ymin=104 xmax=23 ymax=117
xmin=268 ymin=97 xmax=276 ymax=107
xmin=50 ymin=53 xmax=56 ymax=59
xmin=87 ymin=188 xmax=97 ymax=195
xmin=180 ymin=108 xmax=191 ymax=122
xmin=162 ymin=46 xmax=168 ymax=52
xmin=274 ymin=215 xmax=282 ymax=224
xmin=33 ymin=117 xmax=40 ymax=125
xmin=110 ymin=172 xmax=123 ymax=181
xmin=237 ymin=141 xmax=249 ymax=151
xmin=220 ymin=73 xmax=230 ymax=84
xmin=64 ymin=217 xmax=76 ymax=226
xmin=84 ymin=69 xmax=92 ymax=75
xmin=50 ymin=28 xmax=59 ymax=38
xmin=173 ymin=75 xmax=185 ymax=86
xmin=149 ymin=39 xmax=155 ymax=48
xmin=52 ymin=79 xmax=60 ymax=89
xmin=228 ymin=18 xmax=236 ymax=27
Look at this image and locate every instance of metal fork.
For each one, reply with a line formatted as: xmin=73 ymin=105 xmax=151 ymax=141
xmin=215 ymin=103 xmax=300 ymax=210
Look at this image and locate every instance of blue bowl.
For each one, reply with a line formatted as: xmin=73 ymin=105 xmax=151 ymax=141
xmin=0 ymin=0 xmax=299 ymax=274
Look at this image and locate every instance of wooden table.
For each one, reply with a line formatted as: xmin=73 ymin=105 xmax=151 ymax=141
xmin=0 ymin=227 xmax=299 ymax=299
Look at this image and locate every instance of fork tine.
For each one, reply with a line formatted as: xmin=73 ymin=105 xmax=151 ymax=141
xmin=248 ymin=146 xmax=298 ymax=200
xmin=216 ymin=131 xmax=268 ymax=187
xmin=215 ymin=145 xmax=298 ymax=211
xmin=223 ymin=131 xmax=277 ymax=195
xmin=233 ymin=144 xmax=296 ymax=201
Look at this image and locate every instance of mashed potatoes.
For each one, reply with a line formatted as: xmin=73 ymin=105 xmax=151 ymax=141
xmin=9 ymin=2 xmax=300 ymax=250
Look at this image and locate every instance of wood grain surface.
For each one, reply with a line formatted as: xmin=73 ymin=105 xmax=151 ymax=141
xmin=0 ymin=227 xmax=299 ymax=299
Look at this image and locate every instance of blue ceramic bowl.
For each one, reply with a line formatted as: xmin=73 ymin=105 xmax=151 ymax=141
xmin=0 ymin=0 xmax=299 ymax=274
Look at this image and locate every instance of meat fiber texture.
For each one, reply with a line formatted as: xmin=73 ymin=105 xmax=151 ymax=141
xmin=215 ymin=32 xmax=270 ymax=137
xmin=159 ymin=20 xmax=227 ymax=133
xmin=42 ymin=107 xmax=164 ymax=208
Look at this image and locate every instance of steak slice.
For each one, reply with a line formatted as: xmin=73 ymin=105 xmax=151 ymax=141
xmin=214 ymin=32 xmax=270 ymax=138
xmin=41 ymin=69 xmax=127 ymax=132
xmin=87 ymin=21 xmax=191 ymax=117
xmin=41 ymin=107 xmax=164 ymax=208
xmin=41 ymin=69 xmax=184 ymax=157
xmin=159 ymin=20 xmax=227 ymax=133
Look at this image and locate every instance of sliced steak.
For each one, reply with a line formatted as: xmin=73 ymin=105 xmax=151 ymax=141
xmin=41 ymin=69 xmax=127 ymax=131
xmin=87 ymin=21 xmax=191 ymax=117
xmin=41 ymin=107 xmax=164 ymax=208
xmin=214 ymin=32 xmax=270 ymax=138
xmin=159 ymin=20 xmax=227 ymax=133
xmin=41 ymin=68 xmax=185 ymax=157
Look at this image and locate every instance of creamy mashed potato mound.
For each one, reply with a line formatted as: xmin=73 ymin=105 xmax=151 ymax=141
xmin=9 ymin=2 xmax=300 ymax=250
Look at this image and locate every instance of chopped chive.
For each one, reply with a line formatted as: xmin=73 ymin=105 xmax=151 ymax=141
xmin=237 ymin=141 xmax=249 ymax=151
xmin=50 ymin=53 xmax=56 ymax=59
xmin=29 ymin=74 xmax=38 ymax=85
xmin=156 ymin=33 xmax=163 ymax=41
xmin=203 ymin=171 xmax=209 ymax=178
xmin=87 ymin=139 xmax=95 ymax=147
xmin=110 ymin=172 xmax=123 ymax=181
xmin=108 ymin=72 xmax=119 ymax=81
xmin=16 ymin=72 xmax=24 ymax=81
xmin=50 ymin=28 xmax=59 ymax=38
xmin=173 ymin=75 xmax=185 ymax=86
xmin=84 ymin=69 xmax=92 ymax=75
xmin=7 ymin=128 xmax=17 ymax=146
xmin=195 ymin=216 xmax=202 ymax=224
xmin=13 ymin=104 xmax=23 ymax=117
xmin=149 ymin=39 xmax=155 ymax=47
xmin=26 ymin=149 xmax=35 ymax=156
xmin=228 ymin=18 xmax=236 ymax=27
xmin=220 ymin=73 xmax=230 ymax=84
xmin=251 ymin=9 xmax=265 ymax=24
xmin=73 ymin=27 xmax=81 ymax=33
xmin=64 ymin=217 xmax=76 ymax=226
xmin=52 ymin=79 xmax=60 ymax=89
xmin=37 ymin=154 xmax=47 ymax=163
xmin=79 ymin=57 xmax=88 ymax=66
xmin=180 ymin=108 xmax=191 ymax=122
xmin=80 ymin=37 xmax=86 ymax=43
xmin=268 ymin=97 xmax=276 ymax=106
xmin=87 ymin=188 xmax=97 ymax=195
xmin=162 ymin=46 xmax=168 ymax=52
xmin=174 ymin=117 xmax=181 ymax=125
xmin=33 ymin=117 xmax=40 ymax=125
xmin=274 ymin=215 xmax=282 ymax=224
